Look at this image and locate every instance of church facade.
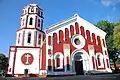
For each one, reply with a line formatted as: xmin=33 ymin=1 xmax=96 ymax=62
xmin=7 ymin=4 xmax=112 ymax=77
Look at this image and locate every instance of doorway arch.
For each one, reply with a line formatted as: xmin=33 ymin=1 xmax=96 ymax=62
xmin=71 ymin=49 xmax=90 ymax=75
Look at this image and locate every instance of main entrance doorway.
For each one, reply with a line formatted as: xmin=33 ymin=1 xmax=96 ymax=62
xmin=75 ymin=61 xmax=84 ymax=75
xmin=74 ymin=52 xmax=84 ymax=75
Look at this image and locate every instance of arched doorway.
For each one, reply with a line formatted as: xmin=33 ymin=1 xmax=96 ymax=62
xmin=71 ymin=49 xmax=90 ymax=75
xmin=74 ymin=52 xmax=84 ymax=75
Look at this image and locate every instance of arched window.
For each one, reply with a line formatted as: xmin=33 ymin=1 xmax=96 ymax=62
xmin=31 ymin=7 xmax=34 ymax=12
xmin=22 ymin=19 xmax=25 ymax=26
xmin=9 ymin=68 xmax=11 ymax=72
xmin=48 ymin=36 xmax=51 ymax=45
xmin=75 ymin=22 xmax=79 ymax=34
xmin=38 ymin=10 xmax=40 ymax=15
xmin=41 ymin=20 xmax=43 ymax=30
xmin=38 ymin=34 xmax=41 ymax=45
xmin=55 ymin=54 xmax=61 ymax=68
xmin=27 ymin=33 xmax=31 ymax=43
xmin=97 ymin=36 xmax=101 ymax=45
xmin=38 ymin=19 xmax=40 ymax=27
xmin=59 ymin=30 xmax=64 ymax=43
xmin=70 ymin=25 xmax=74 ymax=36
xmin=106 ymin=59 xmax=110 ymax=68
xmin=97 ymin=55 xmax=101 ymax=66
xmin=65 ymin=28 xmax=69 ymax=40
xmin=48 ymin=59 xmax=52 ymax=71
xmin=36 ymin=8 xmax=38 ymax=12
xmin=92 ymin=33 xmax=96 ymax=43
xmin=67 ymin=56 xmax=70 ymax=70
xmin=56 ymin=55 xmax=60 ymax=67
xmin=41 ymin=12 xmax=43 ymax=16
xmin=18 ymin=33 xmax=21 ymax=44
xmin=29 ymin=17 xmax=33 ymax=25
xmin=54 ymin=53 xmax=63 ymax=69
xmin=92 ymin=56 xmax=95 ymax=69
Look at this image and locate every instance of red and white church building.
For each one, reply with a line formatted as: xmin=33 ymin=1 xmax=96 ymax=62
xmin=7 ymin=4 xmax=112 ymax=77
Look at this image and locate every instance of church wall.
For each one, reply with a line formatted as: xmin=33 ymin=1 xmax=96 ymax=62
xmin=13 ymin=47 xmax=40 ymax=75
xmin=46 ymin=18 xmax=111 ymax=74
xmin=7 ymin=4 xmax=112 ymax=77
xmin=7 ymin=46 xmax=16 ymax=75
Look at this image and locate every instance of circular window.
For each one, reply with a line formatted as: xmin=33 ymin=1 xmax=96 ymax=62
xmin=71 ymin=34 xmax=85 ymax=49
xmin=74 ymin=38 xmax=80 ymax=45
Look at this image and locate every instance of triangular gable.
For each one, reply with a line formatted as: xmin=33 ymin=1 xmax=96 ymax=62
xmin=46 ymin=13 xmax=106 ymax=37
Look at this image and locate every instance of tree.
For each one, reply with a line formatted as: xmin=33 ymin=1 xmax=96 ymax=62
xmin=113 ymin=22 xmax=120 ymax=70
xmin=113 ymin=21 xmax=120 ymax=50
xmin=95 ymin=20 xmax=118 ymax=70
xmin=0 ymin=53 xmax=8 ymax=71
xmin=95 ymin=20 xmax=115 ymax=50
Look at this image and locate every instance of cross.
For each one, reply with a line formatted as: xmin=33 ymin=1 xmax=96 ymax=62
xmin=25 ymin=54 xmax=31 ymax=64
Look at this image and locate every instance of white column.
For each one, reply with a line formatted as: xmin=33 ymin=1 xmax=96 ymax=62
xmin=88 ymin=45 xmax=96 ymax=70
xmin=63 ymin=44 xmax=70 ymax=72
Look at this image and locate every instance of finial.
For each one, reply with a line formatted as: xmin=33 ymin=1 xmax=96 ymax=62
xmin=73 ymin=10 xmax=78 ymax=17
xmin=74 ymin=13 xmax=79 ymax=17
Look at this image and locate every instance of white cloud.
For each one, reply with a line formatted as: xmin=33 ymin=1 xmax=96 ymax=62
xmin=101 ymin=0 xmax=120 ymax=6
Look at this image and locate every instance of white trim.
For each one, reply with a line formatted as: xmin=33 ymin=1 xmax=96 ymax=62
xmin=71 ymin=34 xmax=85 ymax=49
xmin=70 ymin=49 xmax=90 ymax=72
xmin=54 ymin=52 xmax=63 ymax=69
xmin=96 ymin=53 xmax=104 ymax=68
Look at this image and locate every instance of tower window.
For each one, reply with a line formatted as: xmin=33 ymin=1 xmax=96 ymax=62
xmin=41 ymin=19 xmax=43 ymax=29
xmin=18 ymin=33 xmax=21 ymax=44
xmin=38 ymin=10 xmax=40 ymax=15
xmin=36 ymin=8 xmax=38 ymax=12
xmin=38 ymin=19 xmax=40 ymax=27
xmin=22 ymin=19 xmax=25 ymax=26
xmin=27 ymin=33 xmax=31 ymax=43
xmin=31 ymin=7 xmax=34 ymax=12
xmin=29 ymin=17 xmax=33 ymax=25
xmin=38 ymin=34 xmax=41 ymax=45
xmin=41 ymin=12 xmax=43 ymax=16
xmin=25 ymin=10 xmax=27 ymax=14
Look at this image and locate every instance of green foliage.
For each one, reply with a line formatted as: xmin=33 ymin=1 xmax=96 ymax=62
xmin=113 ymin=22 xmax=120 ymax=50
xmin=95 ymin=20 xmax=115 ymax=51
xmin=95 ymin=20 xmax=119 ymax=70
xmin=0 ymin=53 xmax=8 ymax=71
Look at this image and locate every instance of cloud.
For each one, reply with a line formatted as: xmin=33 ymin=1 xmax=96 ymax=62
xmin=101 ymin=0 xmax=120 ymax=6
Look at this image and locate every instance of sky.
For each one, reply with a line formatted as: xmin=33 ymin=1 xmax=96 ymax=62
xmin=0 ymin=0 xmax=120 ymax=56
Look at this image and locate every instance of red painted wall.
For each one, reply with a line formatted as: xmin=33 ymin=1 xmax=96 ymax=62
xmin=50 ymin=22 xmax=105 ymax=70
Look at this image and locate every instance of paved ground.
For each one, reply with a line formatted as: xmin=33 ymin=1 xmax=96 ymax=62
xmin=0 ymin=73 xmax=120 ymax=80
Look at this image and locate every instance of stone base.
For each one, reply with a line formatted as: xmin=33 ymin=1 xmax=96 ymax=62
xmin=14 ymin=74 xmax=47 ymax=78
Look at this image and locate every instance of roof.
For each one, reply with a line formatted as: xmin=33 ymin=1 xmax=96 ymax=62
xmin=46 ymin=13 xmax=77 ymax=34
xmin=46 ymin=13 xmax=106 ymax=36
xmin=23 ymin=4 xmax=43 ymax=10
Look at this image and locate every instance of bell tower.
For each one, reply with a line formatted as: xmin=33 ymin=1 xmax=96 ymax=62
xmin=16 ymin=4 xmax=44 ymax=47
xmin=7 ymin=4 xmax=46 ymax=77
xmin=20 ymin=4 xmax=43 ymax=30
